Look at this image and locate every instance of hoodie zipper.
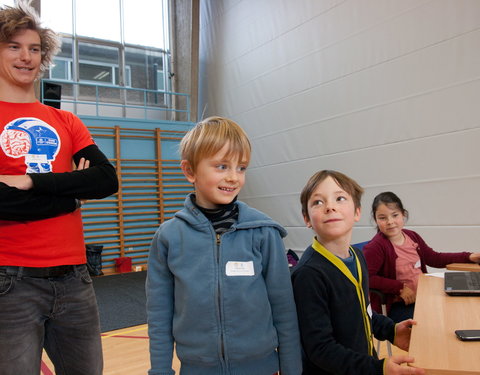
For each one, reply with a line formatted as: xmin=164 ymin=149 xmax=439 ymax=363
xmin=216 ymin=233 xmax=226 ymax=361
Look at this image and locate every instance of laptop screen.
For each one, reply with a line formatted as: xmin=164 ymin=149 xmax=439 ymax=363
xmin=444 ymin=272 xmax=480 ymax=296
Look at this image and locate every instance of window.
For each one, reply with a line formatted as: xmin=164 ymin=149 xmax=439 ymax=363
xmin=42 ymin=0 xmax=73 ymax=34
xmin=0 ymin=0 xmax=15 ymax=7
xmin=42 ymin=0 xmax=170 ymax=92
xmin=75 ymin=0 xmax=121 ymax=42
xmin=123 ymin=0 xmax=167 ymax=49
xmin=49 ymin=57 xmax=71 ymax=81
xmin=78 ymin=42 xmax=120 ymax=85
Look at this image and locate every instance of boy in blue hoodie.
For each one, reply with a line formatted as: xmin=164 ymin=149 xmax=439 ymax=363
xmin=146 ymin=116 xmax=301 ymax=375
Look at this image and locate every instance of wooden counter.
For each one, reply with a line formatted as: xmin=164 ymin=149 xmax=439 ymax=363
xmin=446 ymin=263 xmax=480 ymax=272
xmin=408 ymin=274 xmax=480 ymax=374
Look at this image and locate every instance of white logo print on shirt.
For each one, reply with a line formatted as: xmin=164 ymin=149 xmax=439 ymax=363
xmin=0 ymin=117 xmax=61 ymax=173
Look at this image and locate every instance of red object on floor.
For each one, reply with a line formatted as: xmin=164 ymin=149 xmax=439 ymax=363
xmin=115 ymin=257 xmax=132 ymax=273
xmin=41 ymin=360 xmax=54 ymax=375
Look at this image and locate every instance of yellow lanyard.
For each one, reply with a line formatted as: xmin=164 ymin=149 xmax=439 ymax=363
xmin=312 ymin=238 xmax=374 ymax=355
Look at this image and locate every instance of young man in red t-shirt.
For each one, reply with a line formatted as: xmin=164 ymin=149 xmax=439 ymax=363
xmin=0 ymin=3 xmax=118 ymax=374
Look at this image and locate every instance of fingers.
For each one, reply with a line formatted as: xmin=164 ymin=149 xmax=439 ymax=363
xmin=405 ymin=366 xmax=426 ymax=375
xmin=76 ymin=158 xmax=90 ymax=170
xmin=391 ymin=355 xmax=415 ymax=365
xmin=388 ymin=356 xmax=426 ymax=375
xmin=401 ymin=295 xmax=415 ymax=305
xmin=398 ymin=319 xmax=415 ymax=327
xmin=77 ymin=157 xmax=85 ymax=170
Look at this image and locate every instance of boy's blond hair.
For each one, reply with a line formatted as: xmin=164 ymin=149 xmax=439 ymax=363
xmin=180 ymin=116 xmax=251 ymax=172
xmin=300 ymin=170 xmax=364 ymax=219
xmin=0 ymin=1 xmax=60 ymax=72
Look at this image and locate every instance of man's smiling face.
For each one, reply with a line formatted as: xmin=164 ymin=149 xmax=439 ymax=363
xmin=0 ymin=28 xmax=42 ymax=90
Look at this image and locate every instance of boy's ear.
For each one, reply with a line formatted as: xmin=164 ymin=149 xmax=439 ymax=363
xmin=354 ymin=206 xmax=361 ymax=222
xmin=181 ymin=160 xmax=196 ymax=184
xmin=303 ymin=214 xmax=312 ymax=228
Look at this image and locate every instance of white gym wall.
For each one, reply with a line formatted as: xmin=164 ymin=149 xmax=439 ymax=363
xmin=198 ymin=0 xmax=480 ymax=254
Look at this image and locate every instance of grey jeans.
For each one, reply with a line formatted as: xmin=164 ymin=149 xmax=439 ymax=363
xmin=0 ymin=264 xmax=103 ymax=375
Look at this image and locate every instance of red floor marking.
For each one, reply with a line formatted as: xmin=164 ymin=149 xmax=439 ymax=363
xmin=41 ymin=360 xmax=54 ymax=375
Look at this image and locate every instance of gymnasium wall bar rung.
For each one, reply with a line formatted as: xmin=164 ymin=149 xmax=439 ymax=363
xmin=83 ymin=124 xmax=190 ymax=272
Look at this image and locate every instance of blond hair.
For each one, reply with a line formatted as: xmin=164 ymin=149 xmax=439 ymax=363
xmin=0 ymin=1 xmax=60 ymax=72
xmin=180 ymin=116 xmax=251 ymax=172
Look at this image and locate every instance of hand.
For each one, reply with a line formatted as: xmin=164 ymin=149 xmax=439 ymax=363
xmin=469 ymin=253 xmax=480 ymax=264
xmin=399 ymin=285 xmax=416 ymax=305
xmin=385 ymin=355 xmax=425 ymax=375
xmin=76 ymin=157 xmax=90 ymax=170
xmin=393 ymin=319 xmax=416 ymax=351
xmin=0 ymin=175 xmax=33 ymax=190
xmin=75 ymin=158 xmax=90 ymax=205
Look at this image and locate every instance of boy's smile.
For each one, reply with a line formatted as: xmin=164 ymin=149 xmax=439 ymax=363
xmin=181 ymin=143 xmax=248 ymax=209
xmin=304 ymin=176 xmax=360 ymax=249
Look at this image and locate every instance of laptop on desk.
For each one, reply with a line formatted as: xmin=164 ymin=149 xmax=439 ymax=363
xmin=444 ymin=272 xmax=480 ymax=296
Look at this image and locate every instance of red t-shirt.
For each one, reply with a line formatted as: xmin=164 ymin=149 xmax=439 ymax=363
xmin=0 ymin=101 xmax=94 ymax=266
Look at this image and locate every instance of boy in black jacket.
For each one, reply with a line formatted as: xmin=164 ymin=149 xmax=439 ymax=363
xmin=291 ymin=170 xmax=425 ymax=375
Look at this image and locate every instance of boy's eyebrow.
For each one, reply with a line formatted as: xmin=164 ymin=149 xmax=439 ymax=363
xmin=311 ymin=190 xmax=347 ymax=197
xmin=213 ymin=157 xmax=249 ymax=164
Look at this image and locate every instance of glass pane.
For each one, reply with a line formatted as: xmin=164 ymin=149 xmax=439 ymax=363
xmin=46 ymin=37 xmax=73 ymax=97
xmin=125 ymin=47 xmax=164 ymax=91
xmin=0 ymin=0 xmax=15 ymax=7
xmin=124 ymin=0 xmax=165 ymax=48
xmin=56 ymin=37 xmax=74 ymax=60
xmin=79 ymin=63 xmax=113 ymax=83
xmin=0 ymin=0 xmax=15 ymax=6
xmin=50 ymin=59 xmax=69 ymax=80
xmin=75 ymin=0 xmax=120 ymax=42
xmin=78 ymin=42 xmax=119 ymax=82
xmin=78 ymin=42 xmax=120 ymax=102
xmin=41 ymin=0 xmax=73 ymax=34
xmin=157 ymin=71 xmax=165 ymax=91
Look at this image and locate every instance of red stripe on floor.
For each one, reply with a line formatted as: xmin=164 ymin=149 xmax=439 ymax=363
xmin=41 ymin=360 xmax=54 ymax=375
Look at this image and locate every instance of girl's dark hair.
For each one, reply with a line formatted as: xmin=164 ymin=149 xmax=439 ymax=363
xmin=371 ymin=191 xmax=409 ymax=221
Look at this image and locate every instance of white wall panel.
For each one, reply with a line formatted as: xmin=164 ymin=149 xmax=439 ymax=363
xmin=199 ymin=0 xmax=480 ymax=252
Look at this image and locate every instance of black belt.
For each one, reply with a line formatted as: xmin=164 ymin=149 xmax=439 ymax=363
xmin=0 ymin=265 xmax=78 ymax=278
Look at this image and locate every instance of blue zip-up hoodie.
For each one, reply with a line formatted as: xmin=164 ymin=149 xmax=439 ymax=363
xmin=146 ymin=194 xmax=302 ymax=375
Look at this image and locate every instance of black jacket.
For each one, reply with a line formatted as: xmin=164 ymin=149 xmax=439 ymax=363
xmin=292 ymin=245 xmax=394 ymax=375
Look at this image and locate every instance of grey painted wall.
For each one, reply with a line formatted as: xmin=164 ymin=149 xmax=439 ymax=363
xmin=198 ymin=0 xmax=480 ymax=255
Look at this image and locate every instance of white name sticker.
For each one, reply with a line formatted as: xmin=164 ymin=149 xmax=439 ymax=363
xmin=26 ymin=154 xmax=47 ymax=163
xmin=367 ymin=304 xmax=373 ymax=318
xmin=225 ymin=261 xmax=254 ymax=276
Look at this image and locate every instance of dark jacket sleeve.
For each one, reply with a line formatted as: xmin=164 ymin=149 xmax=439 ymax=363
xmin=0 ymin=182 xmax=77 ymax=221
xmin=371 ymin=311 xmax=395 ymax=342
xmin=29 ymin=144 xmax=119 ymax=199
xmin=364 ymin=237 xmax=403 ymax=295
